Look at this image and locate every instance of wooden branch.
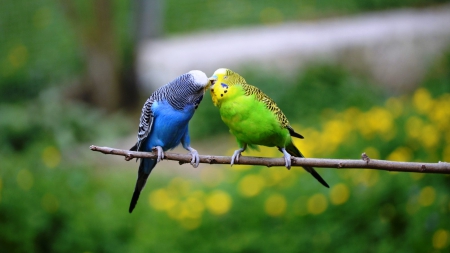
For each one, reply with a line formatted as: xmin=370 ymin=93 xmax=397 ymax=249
xmin=89 ymin=145 xmax=450 ymax=174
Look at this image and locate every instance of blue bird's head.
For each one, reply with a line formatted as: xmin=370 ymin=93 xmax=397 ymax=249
xmin=188 ymin=70 xmax=211 ymax=91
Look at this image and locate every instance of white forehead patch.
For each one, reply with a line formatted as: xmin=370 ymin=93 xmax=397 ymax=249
xmin=214 ymin=68 xmax=228 ymax=75
xmin=188 ymin=70 xmax=208 ymax=86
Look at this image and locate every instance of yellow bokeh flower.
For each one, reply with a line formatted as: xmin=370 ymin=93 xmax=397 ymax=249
xmin=294 ymin=127 xmax=320 ymax=157
xmin=343 ymin=107 xmax=362 ymax=123
xmin=238 ymin=174 xmax=265 ymax=197
xmin=428 ymin=96 xmax=450 ymax=131
xmin=264 ymin=193 xmax=287 ymax=217
xmin=350 ymin=170 xmax=378 ymax=186
xmin=262 ymin=168 xmax=292 ymax=187
xmin=167 ymin=202 xmax=188 ymax=220
xmin=17 ymin=169 xmax=33 ymax=191
xmin=413 ymin=88 xmax=433 ymax=114
xmin=356 ymin=107 xmax=395 ymax=140
xmin=184 ymin=197 xmax=205 ymax=219
xmin=418 ymin=186 xmax=436 ymax=207
xmin=360 ymin=170 xmax=379 ymax=187
xmin=167 ymin=177 xmax=191 ymax=198
xmin=387 ymin=147 xmax=413 ymax=162
xmin=364 ymin=147 xmax=380 ymax=159
xmin=443 ymin=146 xmax=450 ymax=162
xmin=420 ymin=124 xmax=439 ymax=149
xmin=8 ymin=44 xmax=28 ymax=69
xmin=385 ymin=97 xmax=403 ymax=117
xmin=307 ymin=193 xmax=328 ymax=215
xmin=179 ymin=217 xmax=201 ymax=230
xmin=321 ymin=120 xmax=351 ymax=153
xmin=330 ymin=183 xmax=350 ymax=205
xmin=167 ymin=195 xmax=205 ymax=223
xmin=433 ymin=229 xmax=449 ymax=249
xmin=369 ymin=107 xmax=395 ymax=140
xmin=206 ymin=190 xmax=232 ymax=215
xmin=149 ymin=188 xmax=178 ymax=211
xmin=370 ymin=107 xmax=394 ymax=134
xmin=405 ymin=116 xmax=423 ymax=140
xmin=42 ymin=146 xmax=61 ymax=169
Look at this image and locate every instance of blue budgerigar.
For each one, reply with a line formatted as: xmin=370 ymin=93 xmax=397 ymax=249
xmin=128 ymin=70 xmax=210 ymax=213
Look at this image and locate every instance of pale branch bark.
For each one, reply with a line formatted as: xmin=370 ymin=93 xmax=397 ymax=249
xmin=89 ymin=145 xmax=450 ymax=174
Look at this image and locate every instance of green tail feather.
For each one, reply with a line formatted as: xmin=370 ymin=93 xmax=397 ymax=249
xmin=286 ymin=144 xmax=329 ymax=188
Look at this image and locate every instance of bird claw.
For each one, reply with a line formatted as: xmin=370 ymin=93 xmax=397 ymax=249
xmin=187 ymin=147 xmax=200 ymax=168
xmin=155 ymin=146 xmax=164 ymax=163
xmin=231 ymin=149 xmax=243 ymax=166
xmin=281 ymin=148 xmax=292 ymax=170
xmin=284 ymin=156 xmax=291 ymax=169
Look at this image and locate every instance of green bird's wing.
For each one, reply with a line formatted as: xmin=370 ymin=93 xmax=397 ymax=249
xmin=241 ymin=83 xmax=304 ymax=139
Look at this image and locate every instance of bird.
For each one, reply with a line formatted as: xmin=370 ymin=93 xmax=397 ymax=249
xmin=128 ymin=70 xmax=210 ymax=213
xmin=209 ymin=68 xmax=329 ymax=188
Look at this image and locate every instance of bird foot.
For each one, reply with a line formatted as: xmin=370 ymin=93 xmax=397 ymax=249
xmin=231 ymin=148 xmax=245 ymax=166
xmin=280 ymin=148 xmax=292 ymax=170
xmin=187 ymin=147 xmax=200 ymax=168
xmin=154 ymin=146 xmax=164 ymax=163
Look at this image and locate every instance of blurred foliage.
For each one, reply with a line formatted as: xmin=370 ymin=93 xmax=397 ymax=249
xmin=165 ymin=0 xmax=450 ymax=33
xmin=1 ymin=0 xmax=447 ymax=106
xmin=0 ymin=0 xmax=80 ymax=103
xmin=0 ymin=0 xmax=133 ymax=104
xmin=422 ymin=48 xmax=450 ymax=96
xmin=1 ymin=49 xmax=450 ymax=252
xmin=0 ymin=88 xmax=131 ymax=155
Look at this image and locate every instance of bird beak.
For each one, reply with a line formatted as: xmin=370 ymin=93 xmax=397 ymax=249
xmin=208 ymin=75 xmax=217 ymax=88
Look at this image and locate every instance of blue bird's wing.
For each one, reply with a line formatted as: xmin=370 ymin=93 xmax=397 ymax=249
xmin=128 ymin=97 xmax=156 ymax=213
xmin=130 ymin=97 xmax=154 ymax=152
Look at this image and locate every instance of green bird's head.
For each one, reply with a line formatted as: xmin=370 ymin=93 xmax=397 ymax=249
xmin=209 ymin=68 xmax=246 ymax=106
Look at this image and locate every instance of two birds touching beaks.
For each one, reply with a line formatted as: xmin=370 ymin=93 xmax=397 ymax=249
xmin=128 ymin=68 xmax=329 ymax=213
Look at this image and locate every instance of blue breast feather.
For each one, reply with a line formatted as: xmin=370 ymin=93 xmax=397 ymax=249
xmin=144 ymin=100 xmax=195 ymax=151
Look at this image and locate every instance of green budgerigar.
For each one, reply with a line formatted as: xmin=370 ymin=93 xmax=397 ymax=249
xmin=209 ymin=68 xmax=329 ymax=188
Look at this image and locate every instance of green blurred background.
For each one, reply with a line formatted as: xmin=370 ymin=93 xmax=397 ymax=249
xmin=1 ymin=0 xmax=450 ymax=252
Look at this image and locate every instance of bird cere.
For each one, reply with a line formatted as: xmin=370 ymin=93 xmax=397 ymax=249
xmin=126 ymin=68 xmax=328 ymax=213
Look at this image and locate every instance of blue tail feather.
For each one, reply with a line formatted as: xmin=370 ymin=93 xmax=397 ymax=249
xmin=129 ymin=158 xmax=157 ymax=213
